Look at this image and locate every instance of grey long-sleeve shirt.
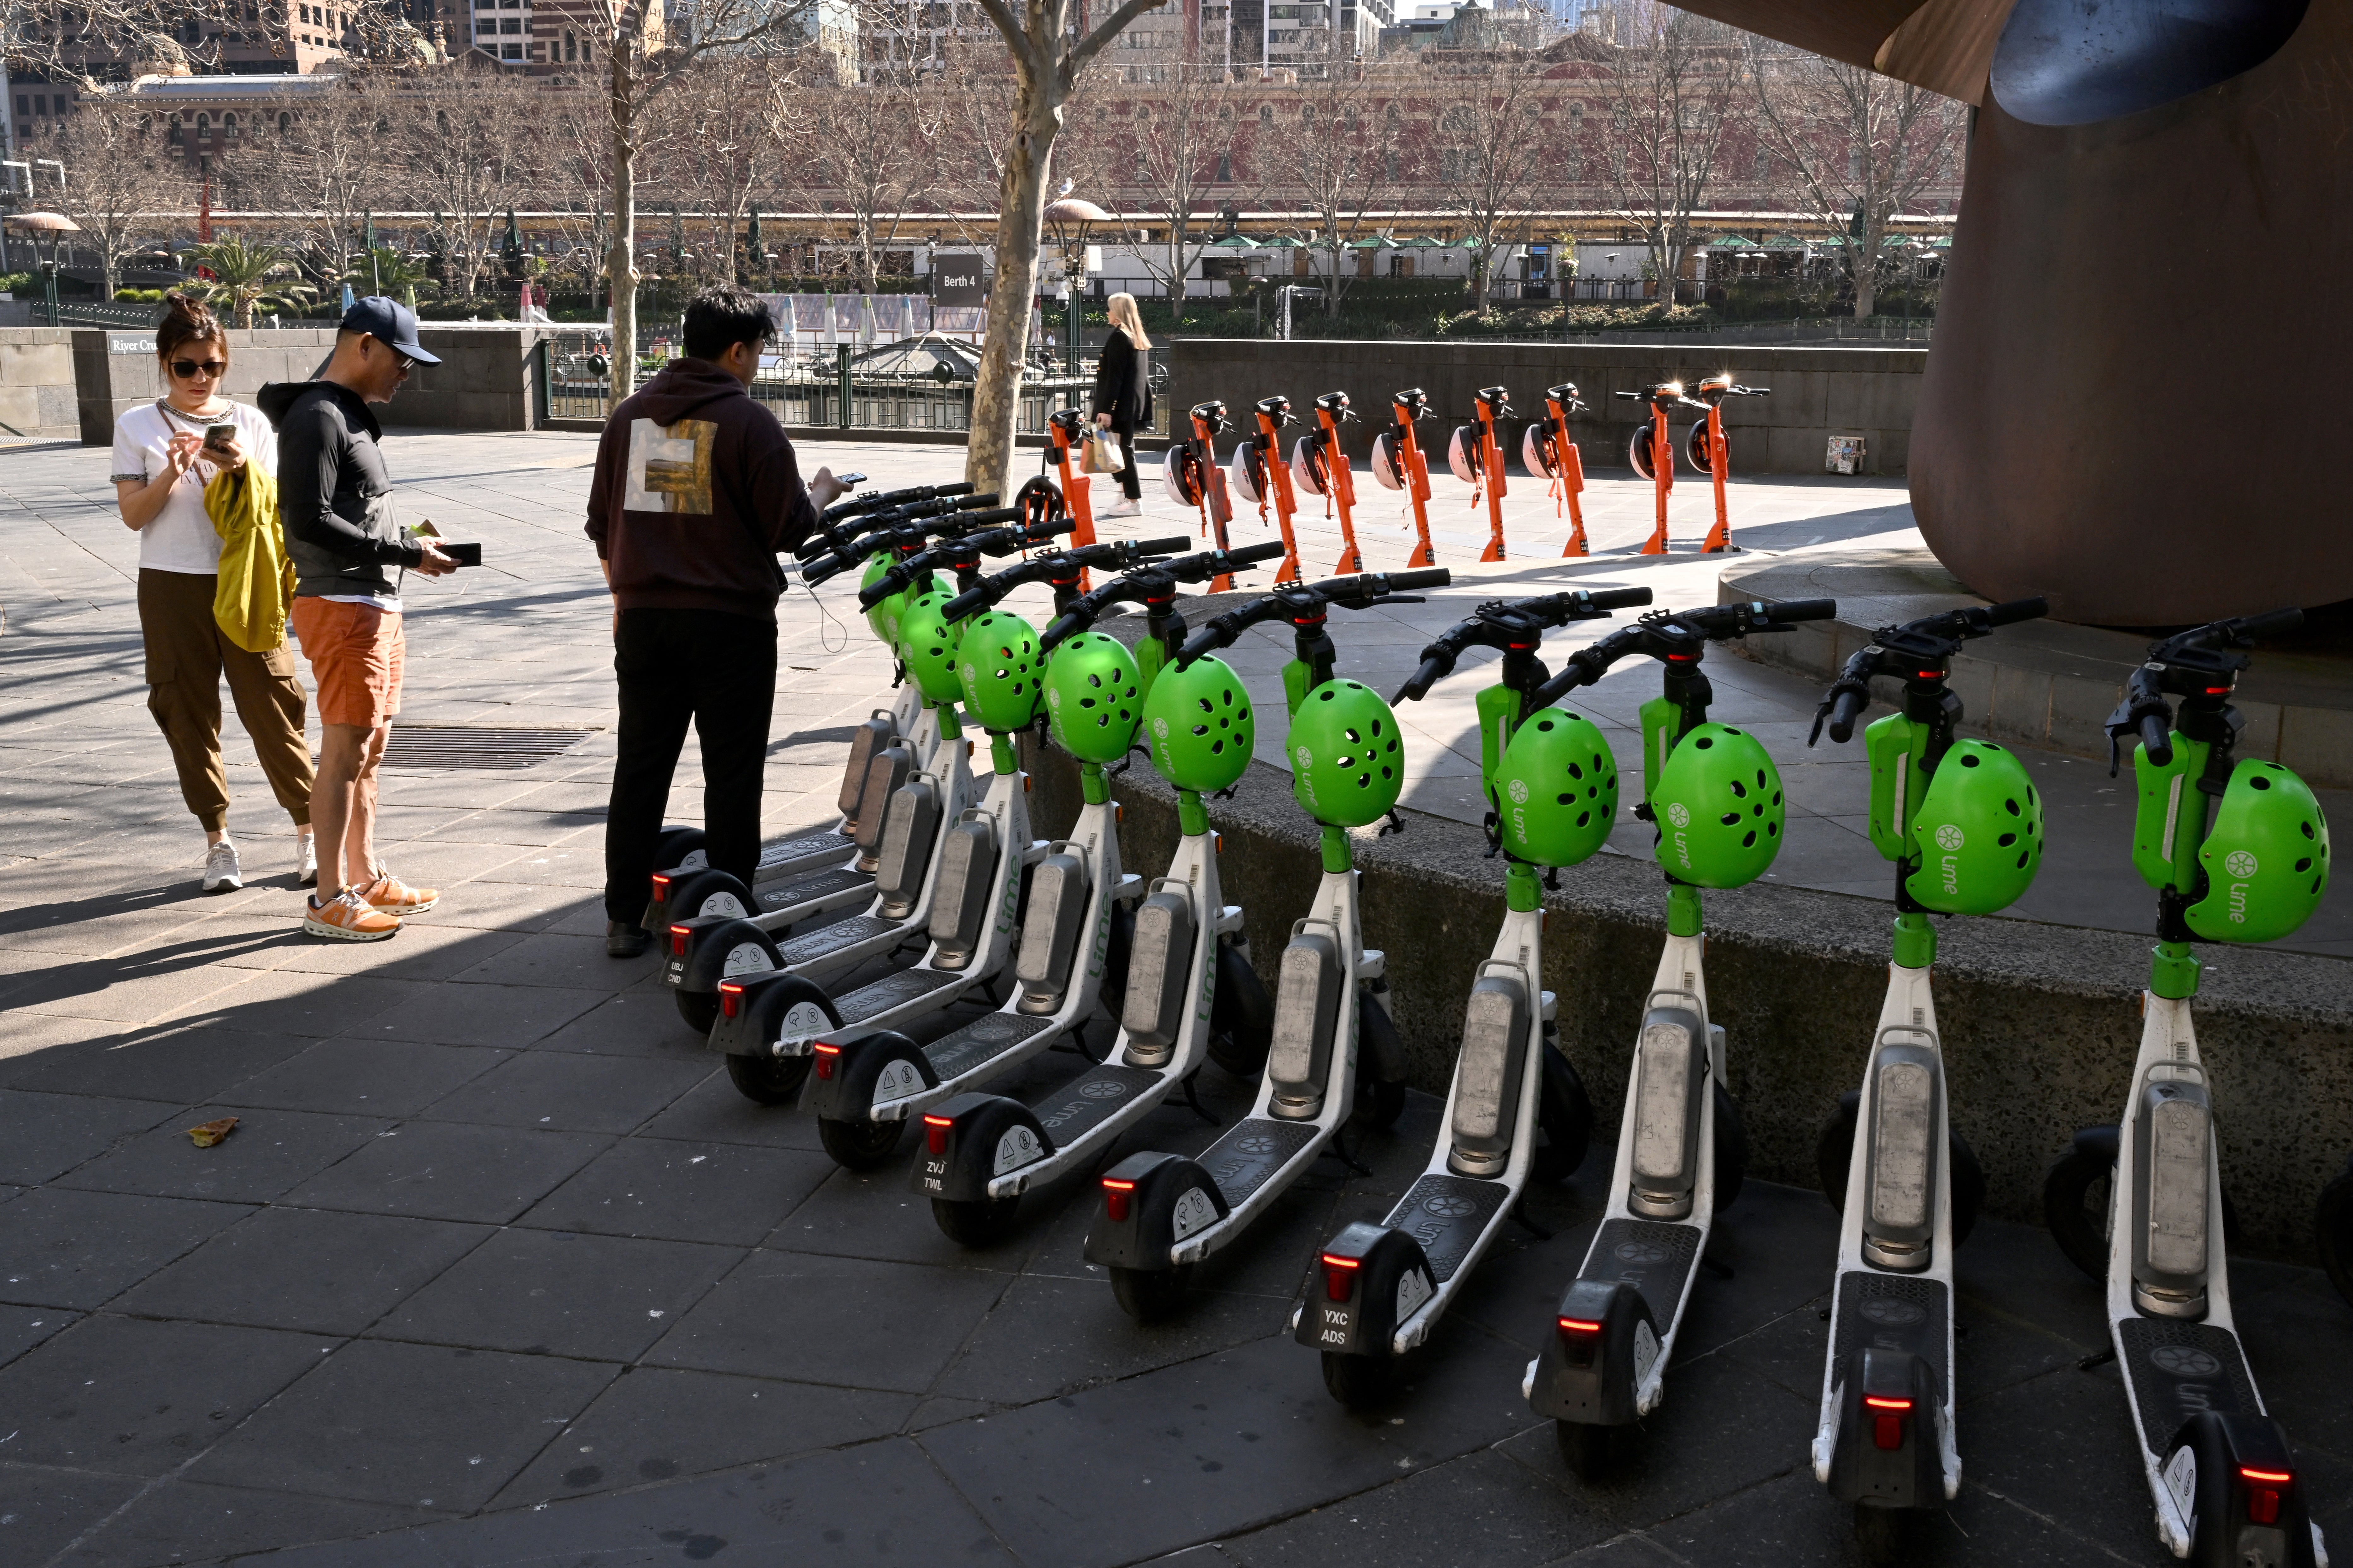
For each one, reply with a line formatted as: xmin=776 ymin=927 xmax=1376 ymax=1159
xmin=257 ymin=379 xmax=422 ymax=600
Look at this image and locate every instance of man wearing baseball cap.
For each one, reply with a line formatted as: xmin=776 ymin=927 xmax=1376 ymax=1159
xmin=259 ymin=296 xmax=457 ymax=941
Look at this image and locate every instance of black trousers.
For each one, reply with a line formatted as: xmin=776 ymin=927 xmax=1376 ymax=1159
xmin=1108 ymin=416 xmax=1143 ymax=500
xmin=605 ymin=608 xmax=776 ymax=922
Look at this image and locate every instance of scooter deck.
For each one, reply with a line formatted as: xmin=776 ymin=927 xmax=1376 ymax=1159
xmin=753 ymin=830 xmax=857 ymax=882
xmin=2115 ymin=1315 xmax=2260 ymax=1458
xmin=755 ymin=867 xmax=873 ymax=916
xmin=1202 ymin=1116 xmax=1324 ymax=1210
xmin=1030 ymin=1064 xmax=1168 ymax=1150
xmin=777 ymin=916 xmax=901 ymax=966
xmin=1579 ymin=1218 xmax=1703 ymax=1325
xmin=1383 ymin=1174 xmax=1512 ymax=1285
xmin=922 ymin=1013 xmax=1060 ymax=1086
xmin=832 ymin=965 xmax=979 ymax=1031
xmin=1831 ymin=1271 xmax=1950 ymax=1395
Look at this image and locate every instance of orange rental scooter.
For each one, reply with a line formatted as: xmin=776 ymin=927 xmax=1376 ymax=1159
xmin=1289 ymin=390 xmax=1365 ymax=574
xmin=1229 ymin=394 xmax=1305 ymax=584
xmin=1370 ymin=387 xmax=1439 ymax=569
xmin=1161 ymin=400 xmax=1240 ymax=590
xmin=1444 ymin=385 xmax=1514 ymax=562
xmin=1682 ymin=374 xmax=1771 ymax=555
xmin=1044 ymin=408 xmax=1101 ymax=586
xmin=1614 ymin=380 xmax=1707 ymax=556
xmin=1520 ymin=381 xmax=1592 ymax=558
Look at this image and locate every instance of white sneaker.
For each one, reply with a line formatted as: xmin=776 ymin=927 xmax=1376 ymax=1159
xmin=1097 ymin=498 xmax=1143 ymax=519
xmin=294 ymin=832 xmax=318 ymax=887
xmin=202 ymin=839 xmax=243 ymax=894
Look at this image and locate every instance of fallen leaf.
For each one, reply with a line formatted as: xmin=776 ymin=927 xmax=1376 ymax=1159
xmin=187 ymin=1117 xmax=240 ymax=1148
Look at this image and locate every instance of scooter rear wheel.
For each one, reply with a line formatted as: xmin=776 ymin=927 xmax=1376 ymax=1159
xmin=1109 ymin=1264 xmax=1193 ymax=1323
xmin=2318 ymin=1154 xmax=2353 ymax=1310
xmin=676 ymin=989 xmax=721 ymax=1036
xmin=725 ymin=1051 xmax=811 ymax=1106
xmin=1684 ymin=422 xmax=1715 ymax=476
xmin=817 ymin=1115 xmax=905 ymax=1170
xmin=1556 ymin=1419 xmax=1622 ymax=1479
xmin=1712 ymin=1082 xmax=1749 ymax=1211
xmin=1628 ymin=426 xmax=1659 ymax=481
xmin=1853 ymin=1502 xmax=1911 ymax=1564
xmin=1531 ymin=1045 xmax=1593 ymax=1183
xmin=2042 ymin=1127 xmax=2119 ymax=1281
xmin=933 ymin=1195 xmax=1021 ymax=1248
xmin=1321 ymin=1351 xmax=1398 ymax=1408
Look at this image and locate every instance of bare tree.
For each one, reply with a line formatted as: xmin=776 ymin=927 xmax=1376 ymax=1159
xmin=50 ymin=100 xmax=181 ymax=299
xmin=1594 ymin=1 xmax=1743 ymax=307
xmin=599 ymin=0 xmax=820 ymax=404
xmin=1747 ymin=43 xmax=1964 ymax=319
xmin=955 ymin=0 xmax=1171 ymax=496
xmin=1102 ymin=58 xmax=1236 ymax=325
xmin=653 ymin=55 xmax=785 ymax=287
xmin=256 ymin=71 xmax=400 ymax=296
xmin=397 ymin=67 xmax=540 ymax=301
xmin=1269 ymin=33 xmax=1400 ymax=319
xmin=1424 ymin=49 xmax=1556 ymax=312
xmin=776 ymin=69 xmax=943 ymax=294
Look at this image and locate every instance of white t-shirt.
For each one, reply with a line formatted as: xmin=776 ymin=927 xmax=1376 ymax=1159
xmin=110 ymin=399 xmax=281 ymax=575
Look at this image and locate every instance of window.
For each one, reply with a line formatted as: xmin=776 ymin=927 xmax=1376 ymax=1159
xmin=564 ymin=29 xmax=575 ymax=57
xmin=1215 ymin=154 xmax=1232 ymax=181
xmin=580 ymin=38 xmax=590 ymax=61
xmin=279 ymin=111 xmax=293 ymax=134
xmin=31 ymin=94 xmax=46 ymax=116
xmin=223 ymin=112 xmax=238 ymax=135
xmin=501 ymin=17 xmax=520 ymax=31
xmin=1259 ymin=104 xmax=1273 ymax=124
xmin=502 ymin=41 xmax=520 ymax=56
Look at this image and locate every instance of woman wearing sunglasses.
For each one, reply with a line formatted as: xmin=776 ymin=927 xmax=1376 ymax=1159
xmin=109 ymin=292 xmax=316 ymax=894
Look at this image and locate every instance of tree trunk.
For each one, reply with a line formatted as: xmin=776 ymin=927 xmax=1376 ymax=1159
xmin=1167 ymin=223 xmax=1185 ymax=325
xmin=608 ymin=58 xmax=641 ymax=411
xmin=965 ymin=85 xmax=1058 ymax=497
xmin=1851 ymin=223 xmax=1879 ymax=319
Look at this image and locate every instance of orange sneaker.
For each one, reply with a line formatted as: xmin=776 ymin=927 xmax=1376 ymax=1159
xmin=357 ymin=871 xmax=438 ymax=915
xmin=303 ymin=889 xmax=401 ymax=942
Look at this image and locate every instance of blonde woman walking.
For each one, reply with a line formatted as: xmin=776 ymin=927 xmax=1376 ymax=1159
xmin=111 ymin=293 xmax=317 ymax=894
xmin=1091 ymin=292 xmax=1152 ymax=519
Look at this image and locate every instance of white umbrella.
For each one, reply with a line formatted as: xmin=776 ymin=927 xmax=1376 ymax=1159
xmin=822 ymin=290 xmax=838 ymax=350
xmin=857 ymin=293 xmax=878 ymax=344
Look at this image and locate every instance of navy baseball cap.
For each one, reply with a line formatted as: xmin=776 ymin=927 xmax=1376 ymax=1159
xmin=339 ymin=295 xmax=440 ymax=364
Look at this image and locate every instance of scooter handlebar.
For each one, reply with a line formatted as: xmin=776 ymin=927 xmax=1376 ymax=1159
xmin=1396 ymin=656 xmax=1453 ymax=703
xmin=1825 ymin=687 xmax=1868 ymax=744
xmin=1772 ymin=597 xmax=1838 ymax=622
xmin=2139 ymin=713 xmax=2174 ymax=767
xmin=1222 ymin=540 xmax=1291 ymax=569
xmin=2235 ymin=607 xmax=2305 ymax=640
xmin=1386 ymin=568 xmax=1453 ymax=594
xmin=1984 ymin=595 xmax=2049 ymax=627
xmin=1586 ymin=586 xmax=1654 ymax=611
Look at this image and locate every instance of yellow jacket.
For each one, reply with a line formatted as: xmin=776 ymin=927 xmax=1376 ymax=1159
xmin=205 ymin=461 xmax=296 ymax=653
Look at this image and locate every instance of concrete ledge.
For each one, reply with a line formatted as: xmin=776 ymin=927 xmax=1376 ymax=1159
xmin=1721 ymin=547 xmax=2353 ymax=790
xmin=1021 ymin=624 xmax=2353 ymax=1261
xmin=0 ymin=328 xmax=77 ymax=440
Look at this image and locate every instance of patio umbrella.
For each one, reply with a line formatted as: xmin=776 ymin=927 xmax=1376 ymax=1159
xmin=857 ymin=293 xmax=877 ymax=344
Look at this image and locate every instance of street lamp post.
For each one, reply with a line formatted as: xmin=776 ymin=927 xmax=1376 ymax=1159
xmin=5 ymin=211 xmax=82 ymax=324
xmin=1044 ymin=195 xmax=1111 ymax=377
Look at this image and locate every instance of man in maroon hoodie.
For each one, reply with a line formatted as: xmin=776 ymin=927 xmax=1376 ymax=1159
xmin=587 ymin=284 xmax=846 ymax=957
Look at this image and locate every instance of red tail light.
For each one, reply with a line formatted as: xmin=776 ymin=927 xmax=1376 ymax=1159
xmin=1866 ymin=1395 xmax=1911 ymax=1451
xmin=719 ymin=981 xmax=743 ymax=1019
xmin=1321 ymin=1253 xmax=1361 ymax=1302
xmin=1102 ymin=1177 xmax=1135 ymax=1224
xmin=670 ymin=924 xmax=691 ymax=957
xmin=1864 ymin=1396 xmax=1912 ymax=1410
xmin=653 ymin=873 xmax=670 ymax=890
xmin=2242 ymin=1468 xmax=2291 ymax=1525
xmin=923 ymin=1113 xmax=953 ymax=1156
xmin=813 ymin=1040 xmax=841 ymax=1080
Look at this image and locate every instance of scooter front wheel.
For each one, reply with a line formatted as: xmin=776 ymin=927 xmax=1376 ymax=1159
xmin=2318 ymin=1153 xmax=2353 ymax=1309
xmin=1628 ymin=425 xmax=1659 ymax=481
xmin=1531 ymin=1045 xmax=1593 ymax=1183
xmin=2042 ymin=1126 xmax=2120 ymax=1281
xmin=1321 ymin=1351 xmax=1398 ymax=1408
xmin=1817 ymin=1090 xmax=1986 ymax=1244
xmin=725 ymin=1051 xmax=811 ymax=1106
xmin=933 ymin=1195 xmax=1022 ymax=1248
xmin=1556 ymin=1419 xmax=1623 ymax=1479
xmin=1712 ymin=1081 xmax=1749 ymax=1211
xmin=817 ymin=1114 xmax=905 ymax=1170
xmin=676 ymin=989 xmax=721 ymax=1036
xmin=1109 ymin=1264 xmax=1193 ymax=1323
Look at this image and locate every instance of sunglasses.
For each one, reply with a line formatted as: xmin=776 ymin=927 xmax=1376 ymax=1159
xmin=170 ymin=359 xmax=227 ymax=378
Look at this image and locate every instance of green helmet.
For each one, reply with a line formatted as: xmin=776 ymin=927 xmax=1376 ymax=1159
xmin=955 ymin=609 xmax=1044 ymax=733
xmin=1143 ymin=655 xmax=1255 ymax=792
xmin=2185 ymin=759 xmax=2330 ymax=943
xmin=1494 ymin=708 xmax=1618 ymax=868
xmin=893 ymin=588 xmax=966 ymax=705
xmin=1650 ymin=722 xmax=1783 ymax=889
xmin=1289 ymin=679 xmax=1404 ymax=828
xmin=860 ymin=554 xmax=912 ymax=647
xmin=1903 ymin=738 xmax=2041 ymax=915
xmin=1044 ymin=632 xmax=1144 ymax=764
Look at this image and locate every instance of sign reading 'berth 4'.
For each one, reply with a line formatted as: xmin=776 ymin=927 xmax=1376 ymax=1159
xmin=930 ymin=256 xmax=988 ymax=308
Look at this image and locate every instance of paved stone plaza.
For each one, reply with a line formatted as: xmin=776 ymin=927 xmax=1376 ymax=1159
xmin=1 ymin=428 xmax=2348 ymax=1567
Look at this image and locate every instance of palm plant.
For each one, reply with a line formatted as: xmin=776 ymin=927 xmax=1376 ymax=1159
xmin=346 ymin=246 xmax=430 ymax=297
xmin=185 ymin=237 xmax=319 ymax=328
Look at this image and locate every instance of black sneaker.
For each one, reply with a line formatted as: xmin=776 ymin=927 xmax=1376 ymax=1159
xmin=606 ymin=920 xmax=651 ymax=958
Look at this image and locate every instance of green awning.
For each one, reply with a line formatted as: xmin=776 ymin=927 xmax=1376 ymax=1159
xmin=1256 ymin=235 xmax=1306 ymax=249
xmin=1708 ymin=234 xmax=1758 ymax=248
xmin=1205 ymin=233 xmax=1259 ymax=249
xmin=1397 ymin=236 xmax=1451 ymax=247
xmin=1344 ymin=235 xmax=1398 ymax=249
xmin=1763 ymin=234 xmax=1808 ymax=248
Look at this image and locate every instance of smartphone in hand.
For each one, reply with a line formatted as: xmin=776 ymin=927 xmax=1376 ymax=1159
xmin=203 ymin=423 xmax=237 ymax=453
xmin=440 ymin=543 xmax=483 ymax=567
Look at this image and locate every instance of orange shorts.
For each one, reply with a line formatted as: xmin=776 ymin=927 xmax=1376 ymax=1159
xmin=292 ymin=597 xmax=405 ymax=730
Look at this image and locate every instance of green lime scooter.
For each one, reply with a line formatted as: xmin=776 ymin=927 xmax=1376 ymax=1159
xmin=2040 ymin=609 xmax=2330 ymax=1568
xmin=1081 ymin=569 xmax=1454 ymax=1321
xmin=793 ymin=542 xmax=1284 ymax=1165
xmin=1800 ymin=597 xmax=2050 ymax=1563
xmin=1292 ymin=586 xmax=1654 ymax=1404
xmin=1515 ymin=599 xmax=1835 ymax=1464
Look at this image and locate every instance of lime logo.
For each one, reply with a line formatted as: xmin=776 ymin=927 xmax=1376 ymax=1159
xmin=1934 ymin=823 xmax=1965 ymax=852
xmin=1046 ymin=688 xmax=1061 ymax=710
xmin=1665 ymin=802 xmax=1690 ymax=829
xmin=1295 ymin=744 xmax=1313 ymax=769
xmin=2224 ymin=850 xmax=2259 ymax=879
xmin=1152 ymin=716 xmax=1169 ymax=739
xmin=1507 ymin=778 xmax=1530 ymax=805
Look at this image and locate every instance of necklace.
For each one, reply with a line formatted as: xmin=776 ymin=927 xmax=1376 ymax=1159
xmin=156 ymin=398 xmax=231 ymax=424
